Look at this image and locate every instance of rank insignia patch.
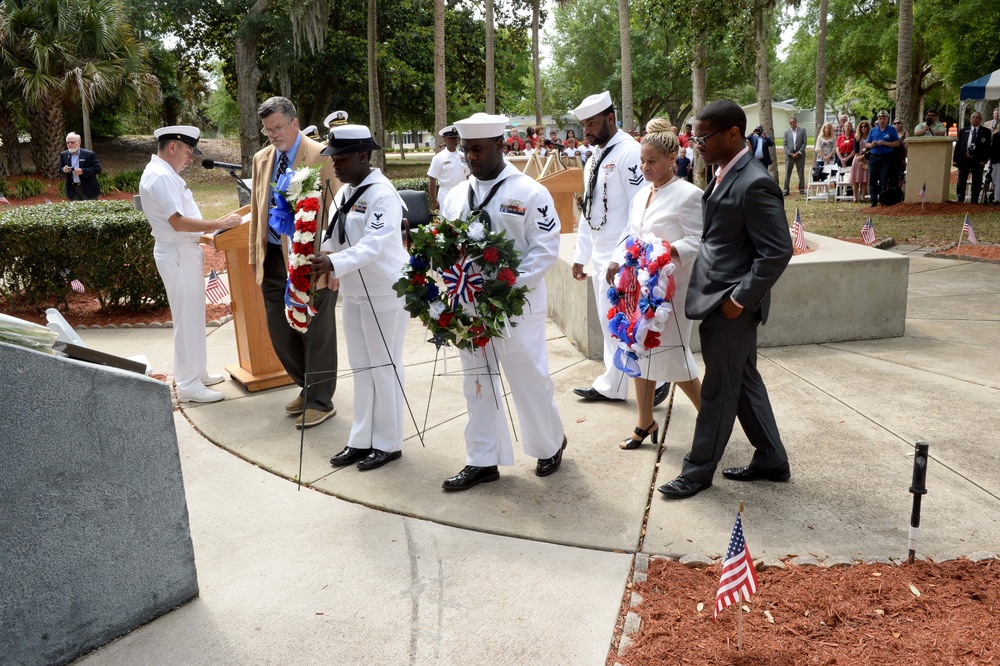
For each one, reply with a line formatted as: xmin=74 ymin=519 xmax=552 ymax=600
xmin=499 ymin=199 xmax=527 ymax=215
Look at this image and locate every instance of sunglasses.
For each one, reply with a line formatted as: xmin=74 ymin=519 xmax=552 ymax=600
xmin=691 ymin=129 xmax=723 ymax=146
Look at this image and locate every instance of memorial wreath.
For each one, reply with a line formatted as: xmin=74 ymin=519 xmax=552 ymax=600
xmin=393 ymin=216 xmax=529 ymax=351
xmin=269 ymin=166 xmax=322 ymax=333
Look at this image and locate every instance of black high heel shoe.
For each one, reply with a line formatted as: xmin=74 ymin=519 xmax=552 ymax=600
xmin=620 ymin=421 xmax=659 ymax=450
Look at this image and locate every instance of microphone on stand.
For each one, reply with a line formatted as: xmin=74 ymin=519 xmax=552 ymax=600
xmin=202 ymin=159 xmax=243 ymax=171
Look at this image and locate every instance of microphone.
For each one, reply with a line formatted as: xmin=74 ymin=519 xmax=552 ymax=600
xmin=202 ymin=159 xmax=242 ymax=171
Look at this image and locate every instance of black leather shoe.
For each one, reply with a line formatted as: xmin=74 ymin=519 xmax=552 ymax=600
xmin=536 ymin=436 xmax=568 ymax=477
xmin=722 ymin=462 xmax=791 ymax=482
xmin=330 ymin=446 xmax=373 ymax=467
xmin=782 ymin=190 xmax=790 ymax=196
xmin=573 ymin=387 xmax=624 ymax=402
xmin=443 ymin=465 xmax=500 ymax=491
xmin=652 ymin=383 xmax=671 ymax=407
xmin=657 ymin=475 xmax=712 ymax=499
xmin=357 ymin=449 xmax=402 ymax=471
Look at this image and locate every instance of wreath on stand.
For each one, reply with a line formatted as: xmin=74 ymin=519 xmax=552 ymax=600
xmin=607 ymin=234 xmax=677 ymax=376
xmin=393 ymin=216 xmax=529 ymax=351
xmin=269 ymin=166 xmax=323 ymax=333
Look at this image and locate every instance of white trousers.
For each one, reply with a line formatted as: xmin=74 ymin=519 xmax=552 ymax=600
xmin=458 ymin=312 xmax=564 ymax=466
xmin=342 ymin=299 xmax=407 ymax=453
xmin=153 ymin=239 xmax=208 ymax=396
xmin=589 ymin=272 xmax=630 ymax=400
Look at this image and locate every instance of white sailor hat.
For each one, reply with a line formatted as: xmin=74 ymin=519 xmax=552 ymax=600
xmin=323 ymin=110 xmax=349 ymax=128
xmin=302 ymin=124 xmax=319 ymax=139
xmin=320 ymin=123 xmax=381 ymax=156
xmin=572 ymin=91 xmax=614 ymax=122
xmin=154 ymin=125 xmax=202 ymax=155
xmin=454 ymin=113 xmax=510 ymax=140
xmin=438 ymin=125 xmax=460 ymax=138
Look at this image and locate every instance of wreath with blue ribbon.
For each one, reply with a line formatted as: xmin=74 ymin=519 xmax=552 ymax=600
xmin=393 ymin=215 xmax=529 ymax=351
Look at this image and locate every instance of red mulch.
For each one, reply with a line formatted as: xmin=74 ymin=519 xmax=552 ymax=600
xmin=614 ymin=558 xmax=1000 ymax=666
xmin=936 ymin=244 xmax=1000 ymax=260
xmin=0 ymin=174 xmax=137 ymax=206
xmin=875 ymin=201 xmax=985 ymax=217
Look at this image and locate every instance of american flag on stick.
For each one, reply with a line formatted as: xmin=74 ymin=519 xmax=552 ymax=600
xmin=919 ymin=183 xmax=926 ymax=208
xmin=0 ymin=193 xmax=11 ymax=206
xmin=861 ymin=217 xmax=876 ymax=246
xmin=793 ymin=208 xmax=807 ymax=252
xmin=715 ymin=510 xmax=759 ymax=619
xmin=963 ymin=214 xmax=978 ymax=245
xmin=70 ymin=279 xmax=85 ymax=294
xmin=205 ymin=269 xmax=230 ymax=304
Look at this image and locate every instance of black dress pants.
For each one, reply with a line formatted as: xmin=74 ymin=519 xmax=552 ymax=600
xmin=869 ymin=154 xmax=892 ymax=205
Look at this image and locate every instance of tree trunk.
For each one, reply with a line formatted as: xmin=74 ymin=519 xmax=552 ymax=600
xmin=814 ymin=0 xmax=828 ymax=133
xmin=691 ymin=40 xmax=707 ymax=188
xmin=753 ymin=0 xmax=778 ymax=182
xmin=26 ymin=92 xmax=64 ymax=180
xmin=618 ymin=0 xmax=634 ymax=133
xmin=368 ymin=0 xmax=386 ymax=171
xmin=235 ymin=33 xmax=263 ymax=173
xmin=895 ymin=0 xmax=914 ymax=131
xmin=485 ymin=0 xmax=496 ymax=113
xmin=433 ymin=0 xmax=446 ymax=149
xmin=0 ymin=100 xmax=22 ymax=176
xmin=532 ymin=0 xmax=542 ymax=125
xmin=75 ymin=68 xmax=93 ymax=152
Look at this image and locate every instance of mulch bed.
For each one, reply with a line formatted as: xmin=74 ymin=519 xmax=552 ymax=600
xmin=614 ymin=558 xmax=999 ymax=665
xmin=874 ymin=201 xmax=987 ymax=217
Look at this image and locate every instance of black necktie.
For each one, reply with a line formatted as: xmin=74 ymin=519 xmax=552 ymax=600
xmin=467 ymin=178 xmax=508 ymax=230
xmin=268 ymin=152 xmax=289 ymax=244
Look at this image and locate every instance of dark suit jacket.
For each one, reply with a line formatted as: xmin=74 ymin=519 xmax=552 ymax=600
xmin=685 ymin=153 xmax=793 ymax=325
xmin=953 ymin=125 xmax=991 ymax=165
xmin=747 ymin=133 xmax=774 ymax=167
xmin=59 ymin=148 xmax=101 ymax=198
xmin=783 ymin=127 xmax=807 ymax=159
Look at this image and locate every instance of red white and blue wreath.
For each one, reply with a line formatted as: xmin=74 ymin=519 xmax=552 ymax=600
xmin=607 ymin=234 xmax=677 ymax=376
xmin=393 ymin=216 xmax=529 ymax=351
xmin=269 ymin=166 xmax=322 ymax=332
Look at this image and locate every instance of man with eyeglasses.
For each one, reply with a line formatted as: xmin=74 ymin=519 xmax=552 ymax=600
xmin=914 ymin=109 xmax=946 ymax=137
xmin=59 ymin=132 xmax=102 ymax=200
xmin=249 ymin=96 xmax=342 ymax=428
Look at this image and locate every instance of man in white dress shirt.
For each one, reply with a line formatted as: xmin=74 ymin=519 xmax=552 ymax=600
xmin=439 ymin=112 xmax=567 ymax=491
xmin=139 ymin=126 xmax=241 ymax=403
xmin=570 ymin=91 xmax=668 ymax=405
xmin=427 ymin=125 xmax=470 ymax=210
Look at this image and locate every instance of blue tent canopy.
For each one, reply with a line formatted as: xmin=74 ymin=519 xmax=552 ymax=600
xmin=960 ymin=69 xmax=1000 ymax=100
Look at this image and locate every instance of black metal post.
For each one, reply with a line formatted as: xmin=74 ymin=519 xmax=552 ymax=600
xmin=906 ymin=441 xmax=929 ymax=564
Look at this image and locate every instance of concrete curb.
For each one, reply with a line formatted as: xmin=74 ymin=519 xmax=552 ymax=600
xmin=73 ymin=314 xmax=234 ymax=330
xmin=925 ymin=242 xmax=1000 ymax=264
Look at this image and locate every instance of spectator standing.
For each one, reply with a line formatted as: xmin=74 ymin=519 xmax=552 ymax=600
xmin=837 ymin=121 xmax=857 ymax=168
xmin=892 ymin=119 xmax=909 ymax=189
xmin=506 ymin=128 xmax=526 ymax=154
xmin=427 ymin=125 xmax=470 ymax=209
xmin=747 ymin=126 xmax=773 ymax=167
xmin=564 ymin=129 xmax=580 ymax=150
xmin=814 ymin=122 xmax=836 ymax=165
xmin=60 ymin=133 xmax=102 ymax=201
xmin=865 ymin=110 xmax=900 ymax=207
xmin=850 ymin=120 xmax=871 ymax=202
xmin=953 ymin=111 xmax=991 ymax=204
xmin=782 ymin=116 xmax=807 ymax=195
xmin=913 ymin=109 xmax=947 ymax=137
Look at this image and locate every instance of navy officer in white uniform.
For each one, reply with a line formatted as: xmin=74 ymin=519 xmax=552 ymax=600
xmin=427 ymin=124 xmax=470 ymax=209
xmin=439 ymin=112 xmax=567 ymax=491
xmin=139 ymin=126 xmax=241 ymax=403
xmin=310 ymin=124 xmax=410 ymax=471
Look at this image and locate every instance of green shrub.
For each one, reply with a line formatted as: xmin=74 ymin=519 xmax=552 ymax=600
xmin=21 ymin=166 xmax=36 ymax=176
xmin=13 ymin=178 xmax=45 ymax=200
xmin=97 ymin=173 xmax=114 ymax=195
xmin=0 ymin=200 xmax=167 ymax=310
xmin=0 ymin=179 xmax=9 ymax=199
xmin=391 ymin=177 xmax=429 ymax=193
xmin=112 ymin=169 xmax=143 ymax=193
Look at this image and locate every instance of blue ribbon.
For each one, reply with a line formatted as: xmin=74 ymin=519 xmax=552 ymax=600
xmin=613 ymin=347 xmax=641 ymax=377
xmin=268 ymin=171 xmax=296 ymax=239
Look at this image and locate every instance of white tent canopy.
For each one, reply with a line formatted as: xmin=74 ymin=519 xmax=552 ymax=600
xmin=958 ymin=69 xmax=1000 ymax=128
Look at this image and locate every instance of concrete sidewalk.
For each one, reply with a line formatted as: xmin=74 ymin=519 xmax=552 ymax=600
xmin=75 ymin=248 xmax=1000 ymax=665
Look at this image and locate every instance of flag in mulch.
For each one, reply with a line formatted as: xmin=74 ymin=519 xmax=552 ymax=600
xmin=0 ymin=194 xmax=11 ymax=206
xmin=919 ymin=182 xmax=926 ymax=203
xmin=45 ymin=197 xmax=53 ymax=204
xmin=861 ymin=217 xmax=876 ymax=246
xmin=70 ymin=279 xmax=85 ymax=294
xmin=715 ymin=511 xmax=759 ymax=619
xmin=205 ymin=269 xmax=230 ymax=304
xmin=963 ymin=214 xmax=978 ymax=245
xmin=793 ymin=208 xmax=807 ymax=251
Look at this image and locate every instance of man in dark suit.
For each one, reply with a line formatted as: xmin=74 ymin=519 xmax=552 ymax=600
xmin=59 ymin=132 xmax=101 ymax=200
xmin=747 ymin=126 xmax=773 ymax=167
xmin=953 ymin=111 xmax=991 ymax=204
xmin=658 ymin=100 xmax=794 ymax=500
xmin=782 ymin=117 xmax=807 ymax=195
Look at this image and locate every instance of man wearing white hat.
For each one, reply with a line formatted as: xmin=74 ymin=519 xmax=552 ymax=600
xmin=438 ymin=112 xmax=567 ymax=491
xmin=249 ymin=96 xmax=341 ymax=428
xmin=427 ymin=125 xmax=470 ymax=210
xmin=139 ymin=126 xmax=242 ymax=403
xmin=324 ymin=110 xmax=349 ymax=129
xmin=570 ymin=91 xmax=668 ymax=406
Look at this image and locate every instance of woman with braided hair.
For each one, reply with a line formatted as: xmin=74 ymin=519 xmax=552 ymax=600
xmin=605 ymin=119 xmax=703 ymax=450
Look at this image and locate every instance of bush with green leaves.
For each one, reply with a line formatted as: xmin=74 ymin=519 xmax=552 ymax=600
xmin=0 ymin=179 xmax=9 ymax=199
xmin=13 ymin=178 xmax=46 ymax=200
xmin=0 ymin=200 xmax=167 ymax=310
xmin=112 ymin=169 xmax=143 ymax=193
xmin=391 ymin=177 xmax=429 ymax=193
xmin=98 ymin=173 xmax=114 ymax=195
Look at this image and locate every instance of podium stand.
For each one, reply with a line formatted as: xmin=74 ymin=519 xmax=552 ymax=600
xmin=538 ymin=167 xmax=585 ymax=234
xmin=201 ymin=206 xmax=293 ymax=391
xmin=903 ymin=136 xmax=955 ymax=203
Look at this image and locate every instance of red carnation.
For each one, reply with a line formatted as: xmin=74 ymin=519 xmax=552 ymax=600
xmin=497 ymin=268 xmax=517 ymax=286
xmin=628 ymin=245 xmax=642 ymax=258
xmin=644 ymin=332 xmax=661 ymax=349
xmin=607 ymin=307 xmax=618 ymax=320
xmin=439 ymin=311 xmax=455 ymax=326
xmin=474 ymin=337 xmax=489 ymax=348
xmin=298 ymin=218 xmax=318 ymax=234
xmin=290 ymin=271 xmax=311 ymax=293
xmin=292 ymin=241 xmax=313 ymax=256
xmin=296 ymin=198 xmax=320 ymax=213
xmin=411 ymin=274 xmax=426 ymax=286
xmin=483 ymin=247 xmax=500 ymax=264
xmin=469 ymin=323 xmax=485 ymax=336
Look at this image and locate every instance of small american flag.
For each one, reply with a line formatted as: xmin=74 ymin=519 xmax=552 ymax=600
xmin=45 ymin=197 xmax=53 ymax=204
xmin=0 ymin=193 xmax=11 ymax=206
xmin=715 ymin=511 xmax=759 ymax=619
xmin=861 ymin=217 xmax=876 ymax=245
xmin=70 ymin=279 xmax=85 ymax=294
xmin=205 ymin=269 xmax=230 ymax=304
xmin=919 ymin=183 xmax=926 ymax=203
xmin=963 ymin=214 xmax=978 ymax=245
xmin=793 ymin=208 xmax=807 ymax=251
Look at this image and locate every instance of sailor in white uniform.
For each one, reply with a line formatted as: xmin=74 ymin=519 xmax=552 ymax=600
xmin=310 ymin=124 xmax=410 ymax=471
xmin=439 ymin=112 xmax=567 ymax=491
xmin=427 ymin=124 xmax=470 ymax=209
xmin=139 ymin=126 xmax=241 ymax=402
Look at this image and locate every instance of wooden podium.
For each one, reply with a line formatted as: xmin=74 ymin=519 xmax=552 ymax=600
xmin=201 ymin=206 xmax=293 ymax=391
xmin=538 ymin=168 xmax=585 ymax=234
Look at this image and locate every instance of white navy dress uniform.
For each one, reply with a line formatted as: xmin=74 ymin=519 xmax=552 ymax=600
xmin=319 ymin=124 xmax=410 ymax=455
xmin=441 ymin=113 xmax=565 ymax=468
xmin=427 ymin=125 xmax=470 ymax=208
xmin=572 ymin=91 xmax=645 ymax=400
xmin=139 ymin=125 xmax=222 ymax=402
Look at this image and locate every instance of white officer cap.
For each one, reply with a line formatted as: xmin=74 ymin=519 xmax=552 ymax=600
xmin=454 ymin=113 xmax=510 ymax=140
xmin=324 ymin=110 xmax=349 ymax=128
xmin=438 ymin=125 xmax=460 ymax=137
xmin=154 ymin=125 xmax=202 ymax=155
xmin=320 ymin=123 xmax=381 ymax=156
xmin=572 ymin=91 xmax=614 ymax=122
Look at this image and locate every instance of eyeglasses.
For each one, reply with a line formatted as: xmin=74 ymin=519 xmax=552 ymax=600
xmin=691 ymin=130 xmax=723 ymax=146
xmin=261 ymin=122 xmax=292 ymax=137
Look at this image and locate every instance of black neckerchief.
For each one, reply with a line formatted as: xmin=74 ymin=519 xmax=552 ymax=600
xmin=467 ymin=176 xmax=508 ymax=230
xmin=582 ymin=142 xmax=615 ymax=223
xmin=325 ymin=183 xmax=374 ymax=245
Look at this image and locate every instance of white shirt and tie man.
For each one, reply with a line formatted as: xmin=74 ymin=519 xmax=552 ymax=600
xmin=427 ymin=125 xmax=470 ymax=209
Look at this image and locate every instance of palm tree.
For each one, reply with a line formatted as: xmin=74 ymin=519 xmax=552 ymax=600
xmin=814 ymin=0 xmax=828 ymax=134
xmin=485 ymin=0 xmax=496 ymax=113
xmin=895 ymin=0 xmax=914 ymax=131
xmin=434 ymin=0 xmax=446 ymax=148
xmin=532 ymin=0 xmax=542 ymax=125
xmin=367 ymin=0 xmax=386 ymax=171
xmin=618 ymin=0 xmax=633 ymax=132
xmin=752 ymin=0 xmax=778 ymax=181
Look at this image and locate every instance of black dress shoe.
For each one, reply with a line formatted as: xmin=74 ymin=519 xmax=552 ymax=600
xmin=357 ymin=449 xmax=402 ymax=471
xmin=652 ymin=383 xmax=671 ymax=407
xmin=330 ymin=446 xmax=373 ymax=467
xmin=782 ymin=190 xmax=790 ymax=196
xmin=442 ymin=465 xmax=500 ymax=491
xmin=573 ymin=387 xmax=624 ymax=402
xmin=536 ymin=436 xmax=568 ymax=477
xmin=722 ymin=462 xmax=791 ymax=482
xmin=657 ymin=475 xmax=712 ymax=499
